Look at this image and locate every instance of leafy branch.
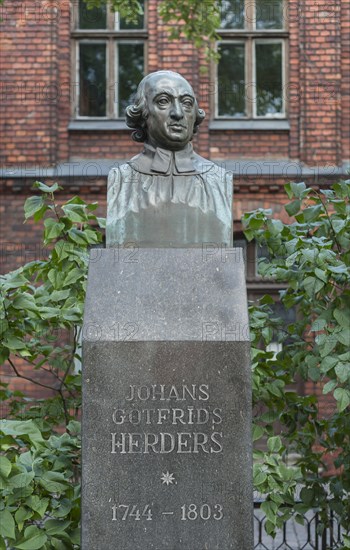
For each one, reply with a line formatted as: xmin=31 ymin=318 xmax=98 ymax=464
xmin=84 ymin=0 xmax=222 ymax=61
xmin=244 ymin=179 xmax=350 ymax=537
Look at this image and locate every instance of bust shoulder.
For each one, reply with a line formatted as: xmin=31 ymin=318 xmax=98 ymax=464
xmin=107 ymin=162 xmax=140 ymax=190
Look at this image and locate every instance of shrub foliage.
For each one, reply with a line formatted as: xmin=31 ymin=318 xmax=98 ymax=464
xmin=244 ymin=180 xmax=350 ymax=541
xmin=1 ymin=180 xmax=349 ymax=548
xmin=1 ymin=182 xmax=105 ymax=549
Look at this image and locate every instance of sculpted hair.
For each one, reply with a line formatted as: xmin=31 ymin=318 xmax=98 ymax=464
xmin=125 ymin=71 xmax=206 ymax=143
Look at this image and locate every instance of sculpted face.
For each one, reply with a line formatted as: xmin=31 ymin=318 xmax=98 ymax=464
xmin=144 ymin=73 xmax=197 ymax=151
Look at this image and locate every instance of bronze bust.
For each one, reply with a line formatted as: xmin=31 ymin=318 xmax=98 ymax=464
xmin=106 ymin=71 xmax=233 ymax=247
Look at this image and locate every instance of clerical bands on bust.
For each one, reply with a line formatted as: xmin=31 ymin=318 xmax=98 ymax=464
xmin=106 ymin=71 xmax=233 ymax=248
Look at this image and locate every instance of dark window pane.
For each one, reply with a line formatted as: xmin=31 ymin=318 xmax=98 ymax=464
xmin=218 ymin=43 xmax=245 ymax=117
xmin=118 ymin=43 xmax=144 ymax=116
xmin=79 ymin=0 xmax=107 ymax=29
xmin=255 ymin=0 xmax=284 ymax=29
xmin=255 ymin=42 xmax=283 ymax=116
xmin=79 ymin=44 xmax=106 ymax=116
xmin=220 ymin=0 xmax=245 ymax=29
xmin=119 ymin=0 xmax=144 ymax=29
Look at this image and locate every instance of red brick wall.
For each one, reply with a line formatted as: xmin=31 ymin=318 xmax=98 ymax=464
xmin=0 ymin=0 xmax=61 ymax=166
xmin=0 ymin=0 xmax=349 ymax=408
xmin=209 ymin=131 xmax=290 ymax=159
xmin=341 ymin=0 xmax=350 ymax=162
xmin=69 ymin=131 xmax=142 ymax=160
xmin=298 ymin=1 xmax=343 ymax=165
xmin=1 ymin=0 xmax=348 ymax=165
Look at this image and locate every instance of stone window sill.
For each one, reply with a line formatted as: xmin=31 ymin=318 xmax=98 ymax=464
xmin=69 ymin=120 xmax=129 ymax=131
xmin=209 ymin=119 xmax=290 ymax=131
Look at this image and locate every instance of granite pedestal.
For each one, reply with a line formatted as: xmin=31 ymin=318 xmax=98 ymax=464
xmin=82 ymin=248 xmax=253 ymax=549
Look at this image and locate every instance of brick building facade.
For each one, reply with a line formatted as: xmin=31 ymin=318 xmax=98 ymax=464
xmin=0 ymin=0 xmax=349 ymax=405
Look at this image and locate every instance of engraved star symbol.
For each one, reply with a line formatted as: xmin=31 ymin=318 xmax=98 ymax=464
xmin=161 ymin=471 xmax=176 ymax=486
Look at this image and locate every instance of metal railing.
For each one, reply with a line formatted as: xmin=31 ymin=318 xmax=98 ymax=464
xmin=254 ymin=502 xmax=347 ymax=550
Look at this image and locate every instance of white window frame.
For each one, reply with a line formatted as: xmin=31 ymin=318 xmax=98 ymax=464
xmin=114 ymin=40 xmax=145 ymax=118
xmin=215 ymin=0 xmax=288 ymax=120
xmin=252 ymin=38 xmax=286 ymax=118
xmin=76 ymin=39 xmax=109 ymax=119
xmin=71 ymin=1 xmax=147 ymax=120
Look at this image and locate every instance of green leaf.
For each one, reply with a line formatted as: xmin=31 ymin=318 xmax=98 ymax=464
xmin=70 ymin=528 xmax=80 ymax=545
xmin=303 ymin=276 xmax=324 ymax=296
xmin=24 ymin=196 xmax=45 ymax=220
xmin=1 ymin=271 xmax=28 ymax=290
xmin=3 ymin=336 xmax=27 ymax=350
xmin=26 ymin=496 xmax=49 ymax=518
xmin=308 ymin=366 xmax=320 ymax=382
xmin=323 ymin=380 xmax=338 ymax=394
xmin=260 ymin=410 xmax=279 ymax=423
xmin=314 ymin=268 xmax=328 ymax=283
xmin=334 ymin=388 xmax=350 ymax=412
xmin=0 ymin=456 xmax=12 ymax=478
xmin=267 ymin=436 xmax=283 ymax=453
xmin=32 ymin=181 xmax=61 ymax=193
xmin=67 ymin=228 xmax=88 ymax=245
xmin=334 ymin=308 xmax=350 ymax=328
xmin=62 ymin=204 xmax=88 ymax=222
xmin=318 ymin=335 xmax=337 ymax=358
xmin=52 ymin=498 xmax=72 ymax=518
xmin=253 ymin=470 xmax=267 ymax=486
xmin=66 ymin=421 xmax=81 ymax=436
xmin=331 ymin=219 xmax=346 ymax=233
xmin=261 ymin=500 xmax=278 ymax=524
xmin=303 ymin=204 xmax=323 ymax=222
xmin=300 ymin=487 xmax=314 ymax=505
xmin=97 ymin=217 xmax=106 ymax=228
xmin=291 ymin=181 xmax=308 ymax=197
xmin=0 ymin=420 xmax=44 ymax=444
xmin=48 ymin=269 xmax=65 ymax=289
xmin=44 ymin=218 xmax=65 ymax=241
xmin=38 ymin=471 xmax=68 ymax=493
xmin=12 ymin=293 xmax=38 ymax=312
xmin=336 ymin=328 xmax=350 ymax=346
xmin=14 ymin=525 xmax=47 ymax=549
xmin=252 ymin=424 xmax=264 ymax=442
xmin=44 ymin=519 xmax=71 ymax=536
xmin=0 ymin=509 xmax=15 ymax=539
xmin=8 ymin=471 xmax=35 ymax=489
xmin=328 ymin=264 xmax=348 ymax=274
xmin=335 ymin=363 xmax=350 ymax=383
xmin=49 ymin=289 xmax=71 ymax=302
xmin=63 ymin=268 xmax=84 ymax=287
xmin=15 ymin=507 xmax=33 ymax=530
xmin=285 ymin=199 xmax=301 ymax=216
xmin=320 ymin=356 xmax=338 ymax=374
xmin=50 ymin=539 xmax=70 ymax=550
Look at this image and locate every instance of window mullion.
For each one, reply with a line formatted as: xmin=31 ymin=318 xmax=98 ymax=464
xmin=107 ymin=39 xmax=114 ymax=118
xmin=72 ymin=40 xmax=78 ymax=118
xmin=107 ymin=0 xmax=115 ymax=119
xmin=247 ymin=38 xmax=253 ymax=118
xmin=245 ymin=0 xmax=254 ymax=118
xmin=245 ymin=0 xmax=254 ymax=31
xmin=107 ymin=4 xmax=114 ymax=30
xmin=283 ymin=39 xmax=287 ymax=117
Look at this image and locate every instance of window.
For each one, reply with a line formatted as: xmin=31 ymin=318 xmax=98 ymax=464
xmin=72 ymin=1 xmax=147 ymax=119
xmin=216 ymin=0 xmax=287 ymax=119
xmin=234 ymin=235 xmax=297 ymax=350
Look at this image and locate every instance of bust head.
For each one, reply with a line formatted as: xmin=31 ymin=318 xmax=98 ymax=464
xmin=125 ymin=71 xmax=205 ymax=151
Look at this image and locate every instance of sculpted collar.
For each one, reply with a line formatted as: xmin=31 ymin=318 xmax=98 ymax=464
xmin=128 ymin=143 xmax=213 ymax=176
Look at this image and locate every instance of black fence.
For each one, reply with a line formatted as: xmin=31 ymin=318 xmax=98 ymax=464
xmin=254 ymin=502 xmax=347 ymax=550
